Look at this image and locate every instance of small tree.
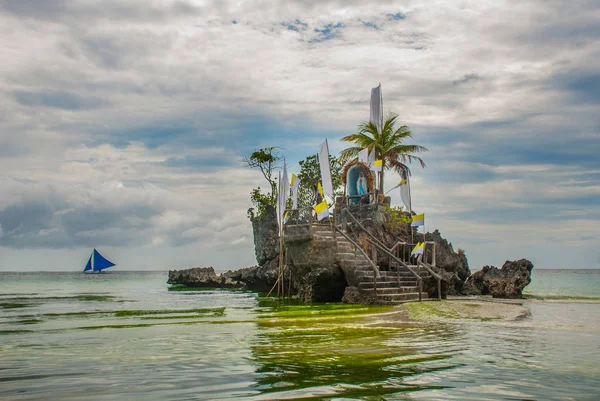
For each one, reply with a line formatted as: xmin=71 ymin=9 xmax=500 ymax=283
xmin=340 ymin=113 xmax=427 ymax=193
xmin=243 ymin=147 xmax=282 ymax=221
xmin=297 ymin=154 xmax=343 ymax=207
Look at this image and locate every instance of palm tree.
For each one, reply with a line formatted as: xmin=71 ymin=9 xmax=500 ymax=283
xmin=340 ymin=113 xmax=428 ymax=193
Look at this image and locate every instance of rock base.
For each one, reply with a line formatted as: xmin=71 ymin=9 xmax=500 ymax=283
xmin=463 ymin=259 xmax=534 ymax=298
xmin=168 ymin=267 xmax=244 ymax=288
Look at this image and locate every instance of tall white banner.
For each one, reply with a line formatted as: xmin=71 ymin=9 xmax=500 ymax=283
xmin=370 ymin=84 xmax=382 ymax=133
xmin=358 ymin=148 xmax=369 ymax=163
xmin=277 ymin=171 xmax=283 ymax=231
xmin=367 ymin=148 xmax=376 ymax=166
xmin=278 ymin=163 xmax=289 ymax=230
xmin=400 ymin=178 xmax=411 ymax=212
xmin=318 ymin=140 xmax=334 ymax=196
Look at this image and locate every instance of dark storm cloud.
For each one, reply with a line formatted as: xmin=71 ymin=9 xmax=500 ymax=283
xmin=557 ymin=71 xmax=600 ymax=104
xmin=0 ymin=191 xmax=163 ymax=248
xmin=0 ymin=0 xmax=205 ymax=23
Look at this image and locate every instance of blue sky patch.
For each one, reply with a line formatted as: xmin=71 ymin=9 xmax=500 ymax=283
xmin=284 ymin=19 xmax=307 ymax=32
xmin=387 ymin=12 xmax=406 ymax=21
xmin=310 ymin=22 xmax=344 ymax=43
xmin=361 ymin=20 xmax=380 ymax=30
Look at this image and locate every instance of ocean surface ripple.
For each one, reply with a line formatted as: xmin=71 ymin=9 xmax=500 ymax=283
xmin=0 ymin=270 xmax=598 ymax=400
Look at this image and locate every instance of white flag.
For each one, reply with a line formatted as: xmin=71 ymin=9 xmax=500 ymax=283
xmin=367 ymin=149 xmax=375 ymax=166
xmin=370 ymin=84 xmax=382 ymax=133
xmin=358 ymin=148 xmax=369 ymax=163
xmin=399 ymin=178 xmax=411 ymax=212
xmin=318 ymin=140 xmax=334 ymax=196
xmin=278 ymin=163 xmax=289 ymax=228
xmin=277 ymin=171 xmax=283 ymax=231
xmin=313 ymin=200 xmax=329 ymax=221
xmin=282 ymin=161 xmax=289 ymax=207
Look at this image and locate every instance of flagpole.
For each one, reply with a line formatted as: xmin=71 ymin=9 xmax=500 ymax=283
xmin=379 ymin=83 xmax=383 ymax=134
xmin=379 ymin=83 xmax=383 ymax=199
xmin=277 ymin=171 xmax=282 ymax=298
xmin=407 ymin=170 xmax=414 ymax=245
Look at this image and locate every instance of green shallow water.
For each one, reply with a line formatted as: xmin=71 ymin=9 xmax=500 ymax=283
xmin=0 ymin=271 xmax=599 ymax=400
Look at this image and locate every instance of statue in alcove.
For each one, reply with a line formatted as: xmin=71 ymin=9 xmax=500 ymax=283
xmin=341 ymin=161 xmax=375 ymax=205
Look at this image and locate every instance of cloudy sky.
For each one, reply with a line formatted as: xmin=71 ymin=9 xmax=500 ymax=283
xmin=1 ymin=0 xmax=598 ymax=272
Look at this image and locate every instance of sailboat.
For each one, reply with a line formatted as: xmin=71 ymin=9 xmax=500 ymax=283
xmin=83 ymin=249 xmax=116 ymax=273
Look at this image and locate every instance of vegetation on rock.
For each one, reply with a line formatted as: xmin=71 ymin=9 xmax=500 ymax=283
xmin=243 ymin=147 xmax=282 ymax=221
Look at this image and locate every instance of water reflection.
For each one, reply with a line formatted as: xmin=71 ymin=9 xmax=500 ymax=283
xmin=248 ymin=299 xmax=463 ymax=399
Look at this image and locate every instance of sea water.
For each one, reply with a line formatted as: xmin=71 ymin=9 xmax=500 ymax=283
xmin=0 ymin=270 xmax=598 ymax=400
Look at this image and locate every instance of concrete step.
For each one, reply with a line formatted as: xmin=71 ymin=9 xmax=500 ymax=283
xmin=358 ymin=281 xmax=418 ymax=288
xmin=357 ymin=276 xmax=410 ymax=283
xmin=311 ymin=236 xmax=336 ymax=242
xmin=359 ymin=287 xmax=420 ymax=295
xmin=356 ymin=270 xmax=416 ymax=278
xmin=374 ymin=292 xmax=428 ymax=302
xmin=311 ymin=226 xmax=334 ymax=233
xmin=357 ymin=269 xmax=417 ymax=280
xmin=337 ymin=252 xmax=370 ymax=258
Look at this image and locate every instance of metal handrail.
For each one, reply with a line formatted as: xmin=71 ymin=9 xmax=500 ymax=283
xmin=364 ymin=237 xmax=421 ymax=280
xmin=341 ymin=209 xmax=421 ymax=280
xmin=340 ymin=208 xmax=432 ymax=301
xmin=364 ymin=237 xmax=423 ymax=301
xmin=341 ymin=208 xmax=447 ymax=302
xmin=391 ymin=241 xmax=438 ymax=268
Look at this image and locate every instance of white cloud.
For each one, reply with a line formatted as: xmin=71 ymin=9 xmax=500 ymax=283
xmin=1 ymin=0 xmax=599 ymax=271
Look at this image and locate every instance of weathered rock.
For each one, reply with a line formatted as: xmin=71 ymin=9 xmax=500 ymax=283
xmin=252 ymin=204 xmax=279 ymax=266
xmin=284 ymin=224 xmax=348 ymax=302
xmin=423 ymin=230 xmax=471 ymax=295
xmin=289 ymin=263 xmax=347 ymax=303
xmin=222 ymin=260 xmax=279 ymax=293
xmin=167 ymin=267 xmax=244 ymax=288
xmin=463 ymin=259 xmax=534 ymax=298
xmin=420 ymin=264 xmax=456 ymax=299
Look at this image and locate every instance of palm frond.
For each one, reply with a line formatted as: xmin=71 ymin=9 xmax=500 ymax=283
xmin=340 ymin=110 xmax=427 ymax=191
xmin=339 ymin=146 xmax=363 ymax=160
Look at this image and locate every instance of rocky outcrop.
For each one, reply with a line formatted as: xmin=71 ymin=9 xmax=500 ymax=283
xmin=463 ymin=259 xmax=534 ymax=298
xmin=290 ymin=263 xmax=347 ymax=303
xmin=422 ymin=230 xmax=471 ymax=296
xmin=252 ymin=204 xmax=279 ymax=266
xmin=221 ymin=260 xmax=278 ymax=293
xmin=285 ymin=224 xmax=349 ymax=302
xmin=167 ymin=267 xmax=244 ymax=288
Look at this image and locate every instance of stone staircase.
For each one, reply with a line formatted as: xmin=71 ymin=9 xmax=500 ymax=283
xmin=310 ymin=223 xmax=426 ymax=303
xmin=355 ymin=270 xmax=427 ymax=303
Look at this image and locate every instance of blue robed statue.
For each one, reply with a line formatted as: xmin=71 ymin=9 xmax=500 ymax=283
xmin=342 ymin=161 xmax=371 ymax=204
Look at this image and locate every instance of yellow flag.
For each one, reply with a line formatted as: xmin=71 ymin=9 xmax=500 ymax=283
xmin=371 ymin=159 xmax=382 ymax=172
xmin=411 ymin=242 xmax=421 ymax=256
xmin=317 ymin=182 xmax=324 ymax=197
xmin=313 ymin=200 xmax=329 ymax=221
xmin=411 ymin=213 xmax=424 ymax=227
xmin=411 ymin=242 xmax=425 ymax=256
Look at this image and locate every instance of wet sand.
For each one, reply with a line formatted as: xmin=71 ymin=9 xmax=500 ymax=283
xmin=365 ymin=297 xmax=531 ymax=326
